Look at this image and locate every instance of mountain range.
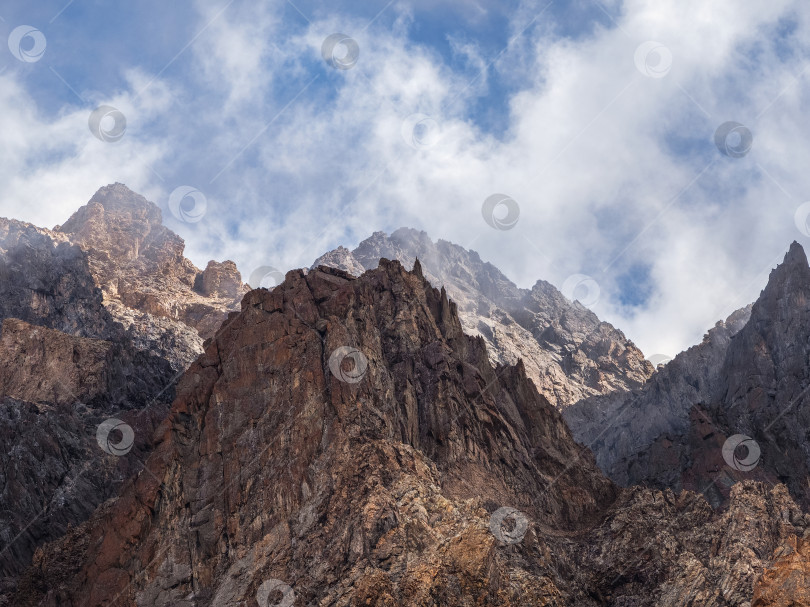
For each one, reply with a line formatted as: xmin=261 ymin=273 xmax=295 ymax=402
xmin=313 ymin=228 xmax=653 ymax=408
xmin=1 ymin=184 xmax=808 ymax=605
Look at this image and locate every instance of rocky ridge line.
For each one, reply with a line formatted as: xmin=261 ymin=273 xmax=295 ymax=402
xmin=14 ymin=260 xmax=810 ymax=606
xmin=566 ymin=242 xmax=810 ymax=514
xmin=313 ymin=228 xmax=653 ymax=408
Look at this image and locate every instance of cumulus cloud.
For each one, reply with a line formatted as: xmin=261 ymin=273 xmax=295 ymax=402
xmin=1 ymin=0 xmax=809 ymax=359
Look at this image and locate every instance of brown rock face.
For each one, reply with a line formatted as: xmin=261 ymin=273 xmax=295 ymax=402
xmin=14 ymin=261 xmax=810 ymax=606
xmin=0 ymin=184 xmax=247 ymax=601
xmin=313 ymin=228 xmax=653 ymax=408
xmin=56 ymin=183 xmax=249 ymax=371
xmin=0 ymin=317 xmax=172 ymax=409
xmin=198 ymin=260 xmax=242 ymax=299
xmin=14 ymin=261 xmax=616 ymax=605
xmin=0 ymin=318 xmax=113 ymax=406
xmin=753 ymin=535 xmax=810 ymax=606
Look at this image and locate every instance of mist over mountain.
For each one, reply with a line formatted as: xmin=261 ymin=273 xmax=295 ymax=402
xmin=313 ymin=228 xmax=653 ymax=408
xmin=567 ymin=243 xmax=810 ymax=511
xmin=1 ymin=185 xmax=809 ymax=604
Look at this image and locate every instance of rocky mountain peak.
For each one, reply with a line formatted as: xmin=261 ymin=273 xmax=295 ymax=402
xmin=14 ymin=256 xmax=810 ymax=606
xmin=781 ymin=239 xmax=808 ymax=271
xmin=72 ymin=182 xmax=162 ymax=222
xmin=48 ymin=184 xmax=250 ymax=371
xmin=742 ymin=241 xmax=810 ymax=330
xmin=751 ymin=240 xmax=810 ymax=317
xmin=57 ymin=183 xmax=186 ymax=283
xmin=14 ymin=257 xmax=618 ymax=605
xmin=567 ymin=241 xmax=810 ymax=512
xmin=314 ymin=228 xmax=653 ymax=408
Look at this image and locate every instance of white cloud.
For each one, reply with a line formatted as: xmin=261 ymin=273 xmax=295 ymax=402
xmin=2 ymin=0 xmax=810 ymax=360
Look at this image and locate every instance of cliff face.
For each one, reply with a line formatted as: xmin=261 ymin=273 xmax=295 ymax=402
xmin=0 ymin=219 xmax=176 ymax=598
xmin=14 ymin=261 xmax=810 ymax=606
xmin=0 ymin=218 xmax=115 ymax=340
xmin=313 ymin=228 xmax=653 ymax=409
xmin=56 ymin=183 xmax=248 ymax=372
xmin=566 ymin=242 xmax=810 ymax=512
xmin=0 ymin=185 xmax=246 ymax=601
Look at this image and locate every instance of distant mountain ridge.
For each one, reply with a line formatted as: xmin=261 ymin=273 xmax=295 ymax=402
xmin=313 ymin=228 xmax=653 ymax=408
xmin=566 ymin=242 xmax=810 ymax=511
xmin=3 ymin=185 xmax=810 ymax=603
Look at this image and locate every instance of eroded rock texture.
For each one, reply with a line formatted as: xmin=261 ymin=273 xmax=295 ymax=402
xmin=14 ymin=261 xmax=810 ymax=606
xmin=0 ymin=184 xmax=246 ymax=601
xmin=56 ymin=183 xmax=248 ymax=371
xmin=566 ymin=242 xmax=810 ymax=513
xmin=313 ymin=228 xmax=653 ymax=408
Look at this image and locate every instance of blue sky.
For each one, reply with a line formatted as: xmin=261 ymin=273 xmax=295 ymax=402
xmin=1 ymin=0 xmax=810 ymax=358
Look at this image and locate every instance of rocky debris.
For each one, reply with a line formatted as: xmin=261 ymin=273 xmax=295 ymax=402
xmin=13 ymin=262 xmax=810 ymax=606
xmin=313 ymin=228 xmax=653 ymax=408
xmin=102 ymin=299 xmax=204 ymax=374
xmin=753 ymin=533 xmax=810 ymax=606
xmin=56 ymin=183 xmax=248 ymax=371
xmin=566 ymin=242 xmax=810 ymax=511
xmin=576 ymin=481 xmax=809 ymax=605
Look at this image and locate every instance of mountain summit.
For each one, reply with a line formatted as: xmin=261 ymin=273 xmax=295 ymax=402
xmin=567 ymin=241 xmax=810 ymax=509
xmin=14 ymin=258 xmax=810 ymax=605
xmin=55 ymin=183 xmax=248 ymax=371
xmin=314 ymin=228 xmax=653 ymax=407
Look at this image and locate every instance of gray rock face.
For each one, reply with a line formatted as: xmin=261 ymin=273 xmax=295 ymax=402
xmin=0 ymin=224 xmax=176 ymax=599
xmin=0 ymin=185 xmax=247 ymax=601
xmin=313 ymin=228 xmax=653 ymax=407
xmin=564 ymin=306 xmax=752 ymax=484
xmin=566 ymin=242 xmax=810 ymax=509
xmin=0 ymin=219 xmax=115 ymax=340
